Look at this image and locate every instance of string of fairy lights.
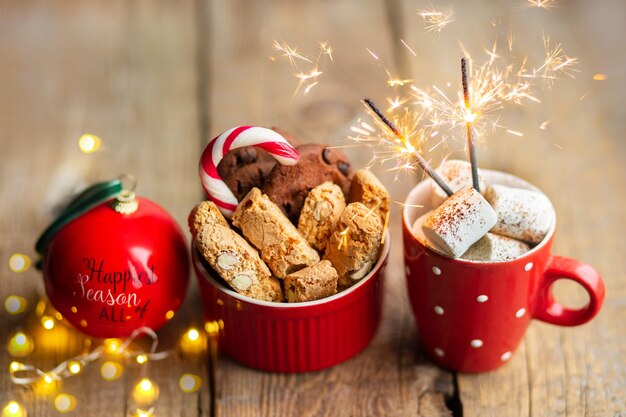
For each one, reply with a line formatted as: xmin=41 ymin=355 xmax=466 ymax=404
xmin=2 ymin=139 xmax=215 ymax=417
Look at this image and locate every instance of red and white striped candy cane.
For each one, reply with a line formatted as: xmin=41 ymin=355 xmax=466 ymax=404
xmin=199 ymin=126 xmax=300 ymax=217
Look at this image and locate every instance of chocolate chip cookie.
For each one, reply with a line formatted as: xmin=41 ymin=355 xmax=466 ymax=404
xmin=263 ymin=144 xmax=353 ymax=224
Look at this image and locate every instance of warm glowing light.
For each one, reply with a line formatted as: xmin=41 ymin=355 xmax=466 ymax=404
xmin=409 ymin=53 xmax=540 ymax=144
xmin=180 ymin=327 xmax=205 ymax=355
xmin=80 ymin=319 xmax=88 ymax=327
xmin=35 ymin=300 xmax=46 ymax=317
xmin=179 ymin=373 xmax=202 ymax=393
xmin=463 ymin=111 xmax=477 ymax=123
xmin=104 ymin=338 xmax=122 ymax=355
xmin=68 ymin=361 xmax=82 ymax=375
xmin=188 ymin=329 xmax=199 ymax=341
xmin=165 ymin=310 xmax=175 ymax=320
xmin=521 ymin=0 xmax=558 ymax=9
xmin=41 ymin=316 xmax=55 ymax=330
xmin=9 ymin=361 xmax=22 ymax=372
xmin=8 ymin=254 xmax=30 ymax=273
xmin=132 ymin=378 xmax=160 ymax=406
xmin=4 ymin=296 xmax=27 ymax=315
xmin=78 ymin=134 xmax=102 ymax=154
xmin=133 ymin=409 xmax=154 ymax=417
xmin=136 ymin=354 xmax=148 ymax=364
xmin=205 ymin=321 xmax=220 ymax=336
xmin=54 ymin=394 xmax=76 ymax=413
xmin=592 ymin=74 xmax=607 ymax=81
xmin=34 ymin=373 xmax=60 ymax=396
xmin=7 ymin=331 xmax=34 ymax=358
xmin=54 ymin=311 xmax=63 ymax=321
xmin=100 ymin=362 xmax=124 ymax=381
xmin=2 ymin=401 xmax=26 ymax=417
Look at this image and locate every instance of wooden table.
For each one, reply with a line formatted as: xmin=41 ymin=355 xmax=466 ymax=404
xmin=1 ymin=1 xmax=624 ymax=415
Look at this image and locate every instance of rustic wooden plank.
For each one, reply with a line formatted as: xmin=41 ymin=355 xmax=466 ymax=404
xmin=395 ymin=0 xmax=626 ymax=415
xmin=202 ymin=0 xmax=454 ymax=415
xmin=0 ymin=1 xmax=204 ymax=416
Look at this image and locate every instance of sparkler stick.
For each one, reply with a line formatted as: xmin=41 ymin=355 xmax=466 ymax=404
xmin=363 ymin=98 xmax=453 ymax=197
xmin=461 ymin=58 xmax=480 ymax=192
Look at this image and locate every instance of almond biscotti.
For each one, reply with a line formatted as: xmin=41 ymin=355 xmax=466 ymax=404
xmin=232 ymin=188 xmax=320 ymax=278
xmin=284 ymin=260 xmax=338 ymax=303
xmin=190 ymin=201 xmax=283 ymax=302
xmin=297 ymin=182 xmax=346 ymax=252
xmin=325 ymin=202 xmax=383 ymax=288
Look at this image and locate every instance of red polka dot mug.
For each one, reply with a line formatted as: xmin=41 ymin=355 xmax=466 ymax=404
xmin=402 ymin=169 xmax=605 ymax=372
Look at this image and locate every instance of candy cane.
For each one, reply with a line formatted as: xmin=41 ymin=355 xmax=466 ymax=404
xmin=199 ymin=126 xmax=300 ymax=217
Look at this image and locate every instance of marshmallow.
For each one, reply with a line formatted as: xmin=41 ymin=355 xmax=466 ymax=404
xmin=462 ymin=233 xmax=530 ymax=262
xmin=421 ymin=187 xmax=497 ymax=258
xmin=485 ymin=184 xmax=553 ymax=244
xmin=430 ymin=160 xmax=486 ymax=207
xmin=412 ymin=211 xmax=447 ymax=255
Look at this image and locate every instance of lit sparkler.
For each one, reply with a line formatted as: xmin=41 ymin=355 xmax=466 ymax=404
xmin=461 ymin=58 xmax=480 ymax=191
xmin=272 ymin=40 xmax=333 ymax=96
xmin=360 ymin=98 xmax=453 ymax=195
xmin=411 ymin=51 xmax=540 ymax=142
xmin=417 ymin=7 xmax=455 ymax=37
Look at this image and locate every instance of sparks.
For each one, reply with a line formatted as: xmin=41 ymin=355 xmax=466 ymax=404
xmin=521 ymin=0 xmax=558 ymax=9
xmin=410 ymin=52 xmax=540 ymax=143
xmin=417 ymin=7 xmax=455 ymax=37
xmin=273 ymin=40 xmax=333 ymax=96
xmin=272 ymin=40 xmax=312 ymax=65
xmin=538 ymin=34 xmax=578 ymax=86
xmin=401 ymin=39 xmax=417 ymax=57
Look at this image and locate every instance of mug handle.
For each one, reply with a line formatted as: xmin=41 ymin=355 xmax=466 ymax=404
xmin=533 ymin=255 xmax=605 ymax=326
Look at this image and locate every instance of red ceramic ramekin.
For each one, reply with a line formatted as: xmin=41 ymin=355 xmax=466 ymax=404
xmin=402 ymin=170 xmax=605 ymax=372
xmin=192 ymin=233 xmax=389 ymax=373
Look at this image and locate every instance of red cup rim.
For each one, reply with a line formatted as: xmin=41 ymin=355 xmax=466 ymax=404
xmin=193 ymin=231 xmax=390 ymax=308
xmin=402 ymin=169 xmax=557 ymax=266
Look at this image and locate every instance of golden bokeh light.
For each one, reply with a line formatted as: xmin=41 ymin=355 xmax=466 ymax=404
xmin=78 ymin=134 xmax=102 ymax=154
xmin=4 ymin=296 xmax=27 ymax=315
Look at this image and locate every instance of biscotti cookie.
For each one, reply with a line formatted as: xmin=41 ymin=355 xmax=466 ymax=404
xmin=192 ymin=202 xmax=283 ymax=302
xmin=188 ymin=200 xmax=229 ymax=237
xmin=348 ymin=169 xmax=390 ymax=226
xmin=232 ymin=188 xmax=320 ymax=278
xmin=297 ymin=182 xmax=346 ymax=252
xmin=284 ymin=260 xmax=338 ymax=303
xmin=325 ymin=202 xmax=383 ymax=288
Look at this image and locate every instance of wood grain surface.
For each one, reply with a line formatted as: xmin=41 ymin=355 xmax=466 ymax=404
xmin=0 ymin=0 xmax=624 ymax=416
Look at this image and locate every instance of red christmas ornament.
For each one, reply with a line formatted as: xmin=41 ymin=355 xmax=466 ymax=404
xmin=37 ymin=179 xmax=189 ymax=338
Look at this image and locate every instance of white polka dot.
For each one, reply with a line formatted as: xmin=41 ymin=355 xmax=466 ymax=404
xmin=432 ymin=266 xmax=441 ymax=276
xmin=476 ymin=295 xmax=488 ymax=303
xmin=470 ymin=339 xmax=483 ymax=348
xmin=405 ymin=266 xmax=411 ymax=276
xmin=524 ymin=262 xmax=533 ymax=271
xmin=515 ymin=308 xmax=526 ymax=318
xmin=501 ymin=351 xmax=512 ymax=361
xmin=434 ymin=348 xmax=445 ymax=357
xmin=434 ymin=305 xmax=444 ymax=315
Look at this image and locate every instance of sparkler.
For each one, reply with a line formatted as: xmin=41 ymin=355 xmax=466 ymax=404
xmin=411 ymin=51 xmax=540 ymax=142
xmin=461 ymin=58 xmax=480 ymax=191
xmin=362 ymin=98 xmax=453 ymax=196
